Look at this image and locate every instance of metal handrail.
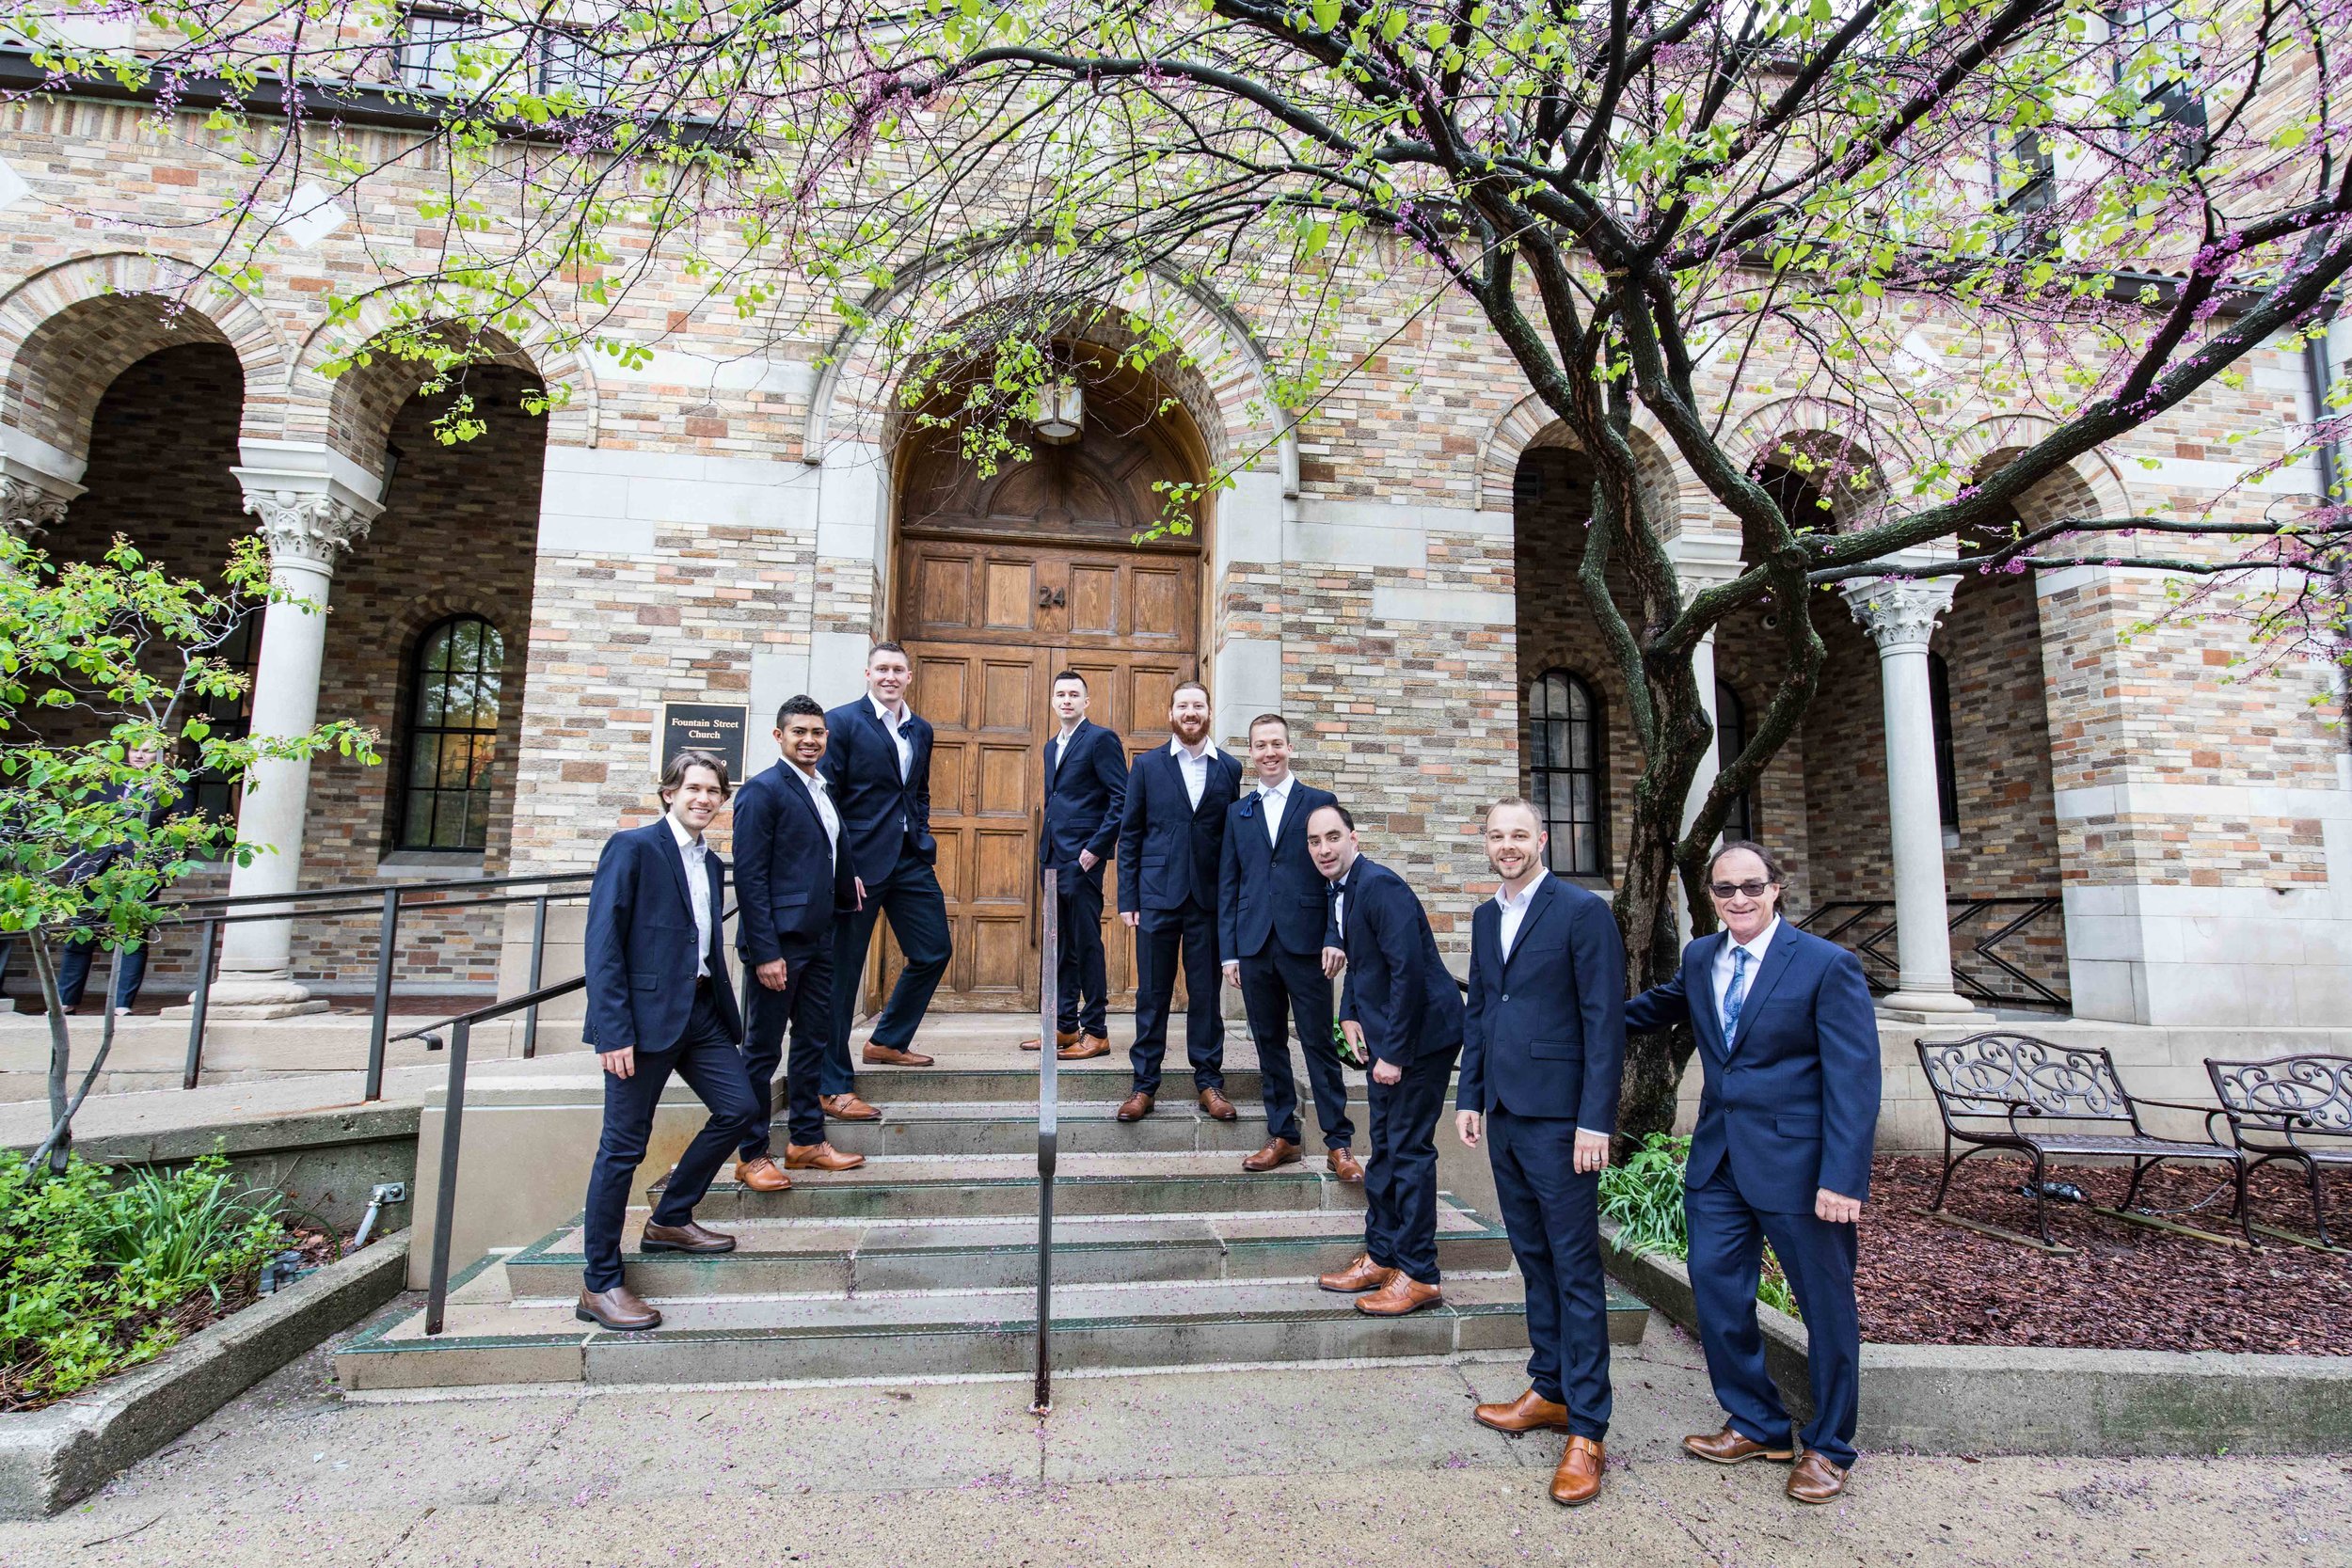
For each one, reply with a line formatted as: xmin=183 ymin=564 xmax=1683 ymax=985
xmin=1798 ymin=895 xmax=2068 ymax=1010
xmin=1031 ymin=868 xmax=1059 ymax=1417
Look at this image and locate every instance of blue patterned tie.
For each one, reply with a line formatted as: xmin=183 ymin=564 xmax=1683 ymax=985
xmin=1723 ymin=946 xmax=1751 ymax=1047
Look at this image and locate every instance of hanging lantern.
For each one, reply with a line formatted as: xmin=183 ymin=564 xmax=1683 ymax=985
xmin=1030 ymin=377 xmax=1083 ymax=445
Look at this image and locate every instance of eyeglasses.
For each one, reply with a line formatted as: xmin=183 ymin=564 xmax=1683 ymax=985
xmin=1708 ymin=879 xmax=1774 ymax=899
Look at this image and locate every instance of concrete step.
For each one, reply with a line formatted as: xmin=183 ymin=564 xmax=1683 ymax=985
xmin=336 ymin=1267 xmax=1648 ymax=1393
xmin=504 ymin=1198 xmax=1515 ymax=1297
xmin=820 ymin=1100 xmax=1271 ymax=1158
xmin=844 ymin=1061 xmax=1271 ymax=1105
xmin=662 ymin=1151 xmax=1365 ymax=1224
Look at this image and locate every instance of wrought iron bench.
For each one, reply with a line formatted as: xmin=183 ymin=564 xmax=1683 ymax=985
xmin=2206 ymin=1053 xmax=2352 ymax=1253
xmin=1915 ymin=1033 xmax=2249 ymax=1252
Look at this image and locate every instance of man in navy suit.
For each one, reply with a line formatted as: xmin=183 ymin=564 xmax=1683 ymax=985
xmin=1626 ymin=840 xmax=1881 ymax=1505
xmin=1455 ymin=798 xmax=1626 ymax=1508
xmin=1310 ymin=803 xmax=1464 ymax=1317
xmin=732 ymin=696 xmax=866 ymax=1193
xmin=1018 ymin=671 xmax=1127 ymax=1062
xmin=576 ymin=751 xmax=761 ymax=1333
xmin=823 ymin=642 xmax=950 ymax=1114
xmin=1114 ymin=680 xmax=1243 ymax=1123
xmin=1218 ymin=715 xmax=1359 ymax=1179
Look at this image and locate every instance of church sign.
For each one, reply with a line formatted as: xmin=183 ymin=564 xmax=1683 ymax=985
xmin=658 ymin=702 xmax=750 ymax=785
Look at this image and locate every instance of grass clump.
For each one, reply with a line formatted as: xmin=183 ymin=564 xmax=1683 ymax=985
xmin=1598 ymin=1132 xmax=1800 ymax=1318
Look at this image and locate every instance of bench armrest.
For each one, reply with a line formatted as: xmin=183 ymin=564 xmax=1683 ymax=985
xmin=2128 ymin=1096 xmax=2232 ymax=1146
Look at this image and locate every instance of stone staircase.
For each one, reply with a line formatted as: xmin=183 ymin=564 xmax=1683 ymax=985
xmin=335 ymin=1059 xmax=1648 ymax=1394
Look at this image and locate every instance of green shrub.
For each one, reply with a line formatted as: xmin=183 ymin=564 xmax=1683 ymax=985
xmin=1598 ymin=1132 xmax=1801 ymax=1319
xmin=0 ymin=1150 xmax=286 ymax=1409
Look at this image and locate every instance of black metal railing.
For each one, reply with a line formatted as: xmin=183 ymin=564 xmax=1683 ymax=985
xmin=5 ymin=869 xmax=596 ymax=1099
xmin=1031 ymin=868 xmax=1059 ymax=1416
xmin=1798 ymin=895 xmax=2068 ymax=1010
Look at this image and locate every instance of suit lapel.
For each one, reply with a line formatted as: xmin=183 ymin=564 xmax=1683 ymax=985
xmin=1692 ymin=932 xmax=1731 ymax=1061
xmin=652 ymin=820 xmax=694 ymax=924
xmin=1725 ymin=924 xmax=1800 ymax=1056
xmin=774 ymin=762 xmax=824 ymax=837
xmin=1501 ymin=875 xmax=1563 ymax=974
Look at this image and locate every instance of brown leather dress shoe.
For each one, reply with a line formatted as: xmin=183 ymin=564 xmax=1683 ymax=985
xmin=1198 ymin=1086 xmax=1238 ymax=1121
xmin=1057 ymin=1034 xmax=1111 ymax=1060
xmin=1021 ymin=1030 xmax=1079 ymax=1053
xmin=1327 ymin=1147 xmax=1364 ymax=1184
xmin=1550 ymin=1436 xmax=1605 ymax=1506
xmin=1116 ymin=1091 xmax=1154 ymax=1122
xmin=576 ymin=1285 xmax=661 ymax=1331
xmin=1355 ymin=1274 xmax=1443 ymax=1316
xmin=863 ymin=1043 xmax=935 ymax=1067
xmin=638 ymin=1220 xmax=736 ymax=1254
xmin=784 ymin=1141 xmax=866 ymax=1171
xmin=1317 ymin=1253 xmax=1397 ymax=1293
xmin=1682 ymin=1426 xmax=1795 ymax=1465
xmin=1786 ymin=1450 xmax=1849 ymax=1504
xmin=820 ymin=1092 xmax=882 ymax=1121
xmin=1475 ymin=1389 xmax=1570 ymax=1434
xmin=1242 ymin=1137 xmax=1302 ymax=1172
xmin=734 ymin=1155 xmax=792 ymax=1192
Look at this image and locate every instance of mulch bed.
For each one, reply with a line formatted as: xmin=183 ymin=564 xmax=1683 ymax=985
xmin=1856 ymin=1154 xmax=2352 ymax=1355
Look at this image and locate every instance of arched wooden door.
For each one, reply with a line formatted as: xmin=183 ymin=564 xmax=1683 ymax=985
xmin=873 ymin=368 xmax=1206 ymax=1013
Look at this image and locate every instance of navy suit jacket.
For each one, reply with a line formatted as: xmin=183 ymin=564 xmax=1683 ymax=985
xmin=1625 ymin=922 xmax=1881 ymax=1213
xmin=731 ymin=762 xmax=857 ymax=964
xmin=1038 ymin=721 xmax=1128 ymax=887
xmin=1333 ymin=858 xmax=1466 ymax=1066
xmin=1458 ymin=874 xmax=1627 ymax=1131
xmin=581 ymin=819 xmax=744 ymax=1052
xmin=1218 ymin=780 xmax=1339 ymax=959
xmin=819 ymin=698 xmax=934 ymax=884
xmin=1117 ymin=742 xmax=1243 ymax=915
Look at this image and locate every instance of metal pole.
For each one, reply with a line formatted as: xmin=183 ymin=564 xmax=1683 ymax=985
xmin=365 ymin=887 xmax=401 ymax=1102
xmin=423 ymin=1017 xmax=471 ymax=1337
xmin=182 ymin=919 xmax=218 ymax=1090
xmin=521 ymin=894 xmax=548 ymax=1058
xmin=1030 ymin=868 xmax=1058 ymax=1417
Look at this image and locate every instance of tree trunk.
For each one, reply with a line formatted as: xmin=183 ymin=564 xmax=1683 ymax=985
xmin=29 ymin=935 xmax=71 ymax=1173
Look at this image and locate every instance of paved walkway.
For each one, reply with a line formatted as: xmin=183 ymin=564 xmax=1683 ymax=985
xmin=4 ymin=1306 xmax=2344 ymax=1567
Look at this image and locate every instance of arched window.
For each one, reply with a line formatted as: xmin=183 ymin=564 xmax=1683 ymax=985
xmin=399 ymin=615 xmax=505 ymax=851
xmin=1928 ymin=651 xmax=1960 ymax=832
xmin=1714 ymin=678 xmax=1756 ymax=843
xmin=1527 ymin=669 xmax=1605 ymax=877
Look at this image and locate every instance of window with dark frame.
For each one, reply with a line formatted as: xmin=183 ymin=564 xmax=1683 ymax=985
xmin=536 ymin=25 xmax=619 ymax=99
xmin=1527 ymin=668 xmax=1606 ymax=878
xmin=187 ymin=610 xmax=261 ymax=847
xmin=1715 ymin=677 xmax=1755 ymax=843
xmin=1928 ymin=651 xmax=1961 ymax=832
xmin=399 ymin=615 xmax=505 ymax=852
xmin=2111 ymin=3 xmax=2207 ymax=151
xmin=394 ymin=7 xmax=474 ymax=92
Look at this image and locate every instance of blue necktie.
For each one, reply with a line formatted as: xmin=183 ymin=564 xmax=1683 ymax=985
xmin=1723 ymin=946 xmax=1751 ymax=1046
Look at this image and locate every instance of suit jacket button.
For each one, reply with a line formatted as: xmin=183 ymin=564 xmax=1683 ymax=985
xmin=1500 ymin=992 xmax=1509 ymax=1002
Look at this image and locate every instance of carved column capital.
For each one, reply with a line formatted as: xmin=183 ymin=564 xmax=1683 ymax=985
xmin=1839 ymin=575 xmax=1960 ymax=655
xmin=0 ymin=455 xmax=85 ymax=542
xmin=239 ymin=487 xmax=373 ymax=572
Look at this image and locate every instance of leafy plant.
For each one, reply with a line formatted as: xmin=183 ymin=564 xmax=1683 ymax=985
xmin=0 ymin=1150 xmax=287 ymax=1409
xmin=1599 ymin=1132 xmax=1800 ymax=1319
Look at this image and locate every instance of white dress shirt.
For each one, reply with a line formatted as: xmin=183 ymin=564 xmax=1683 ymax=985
xmin=1169 ymin=735 xmax=1212 ymax=809
xmin=1712 ymin=915 xmax=1782 ymax=1036
xmin=666 ymin=814 xmax=713 ymax=977
xmin=1050 ymin=721 xmax=1080 ymax=780
xmin=871 ymin=693 xmax=914 ymax=782
xmin=1494 ymin=868 xmax=1549 ymax=962
xmin=1259 ymin=771 xmax=1295 ymax=844
xmin=1329 ymin=861 xmax=1353 ymax=941
xmin=791 ymin=759 xmax=840 ymax=873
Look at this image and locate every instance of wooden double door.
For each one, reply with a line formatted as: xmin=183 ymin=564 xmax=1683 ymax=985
xmin=873 ymin=534 xmax=1202 ymax=1012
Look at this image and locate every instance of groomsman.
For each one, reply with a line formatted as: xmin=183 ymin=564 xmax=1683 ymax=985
xmin=1218 ymin=715 xmax=1359 ymax=1180
xmin=1115 ymin=680 xmax=1243 ymax=1123
xmin=824 ymin=643 xmax=949 ymax=1119
xmin=1020 ymin=671 xmax=1127 ymax=1060
xmin=1626 ymin=840 xmax=1881 ymax=1505
xmin=576 ymin=752 xmax=761 ymax=1333
xmin=1456 ymin=798 xmax=1626 ymax=1508
xmin=1309 ymin=803 xmax=1464 ymax=1315
xmin=731 ymin=696 xmax=866 ymax=1192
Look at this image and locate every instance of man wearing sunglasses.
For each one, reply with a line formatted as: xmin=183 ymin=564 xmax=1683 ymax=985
xmin=1624 ymin=841 xmax=1880 ymax=1505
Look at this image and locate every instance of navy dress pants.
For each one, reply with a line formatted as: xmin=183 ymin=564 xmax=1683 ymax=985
xmin=739 ymin=934 xmax=834 ymax=1155
xmin=1486 ymin=1107 xmax=1613 ymax=1440
xmin=1129 ymin=901 xmax=1224 ymax=1096
xmin=1238 ymin=945 xmax=1353 ymax=1149
xmin=580 ymin=986 xmax=760 ymax=1293
xmin=1684 ymin=1168 xmax=1863 ymax=1468
xmin=1363 ymin=1043 xmax=1458 ymax=1285
xmin=826 ymin=846 xmax=952 ymax=1089
xmin=57 ymin=937 xmax=148 ymax=1011
xmin=1052 ymin=872 xmax=1108 ymax=1037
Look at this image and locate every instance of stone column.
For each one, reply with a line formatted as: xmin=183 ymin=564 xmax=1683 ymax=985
xmin=200 ymin=455 xmax=381 ymax=1016
xmin=1841 ymin=575 xmax=1974 ymax=1015
xmin=0 ymin=446 xmax=85 ymax=541
xmin=1665 ymin=533 xmax=1743 ymax=939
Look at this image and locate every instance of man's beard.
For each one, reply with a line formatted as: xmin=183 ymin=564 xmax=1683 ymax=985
xmin=1171 ymin=713 xmax=1210 ymax=744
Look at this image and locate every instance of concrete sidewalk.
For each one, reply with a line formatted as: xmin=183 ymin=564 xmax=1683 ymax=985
xmin=2 ymin=1303 xmax=2344 ymax=1567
